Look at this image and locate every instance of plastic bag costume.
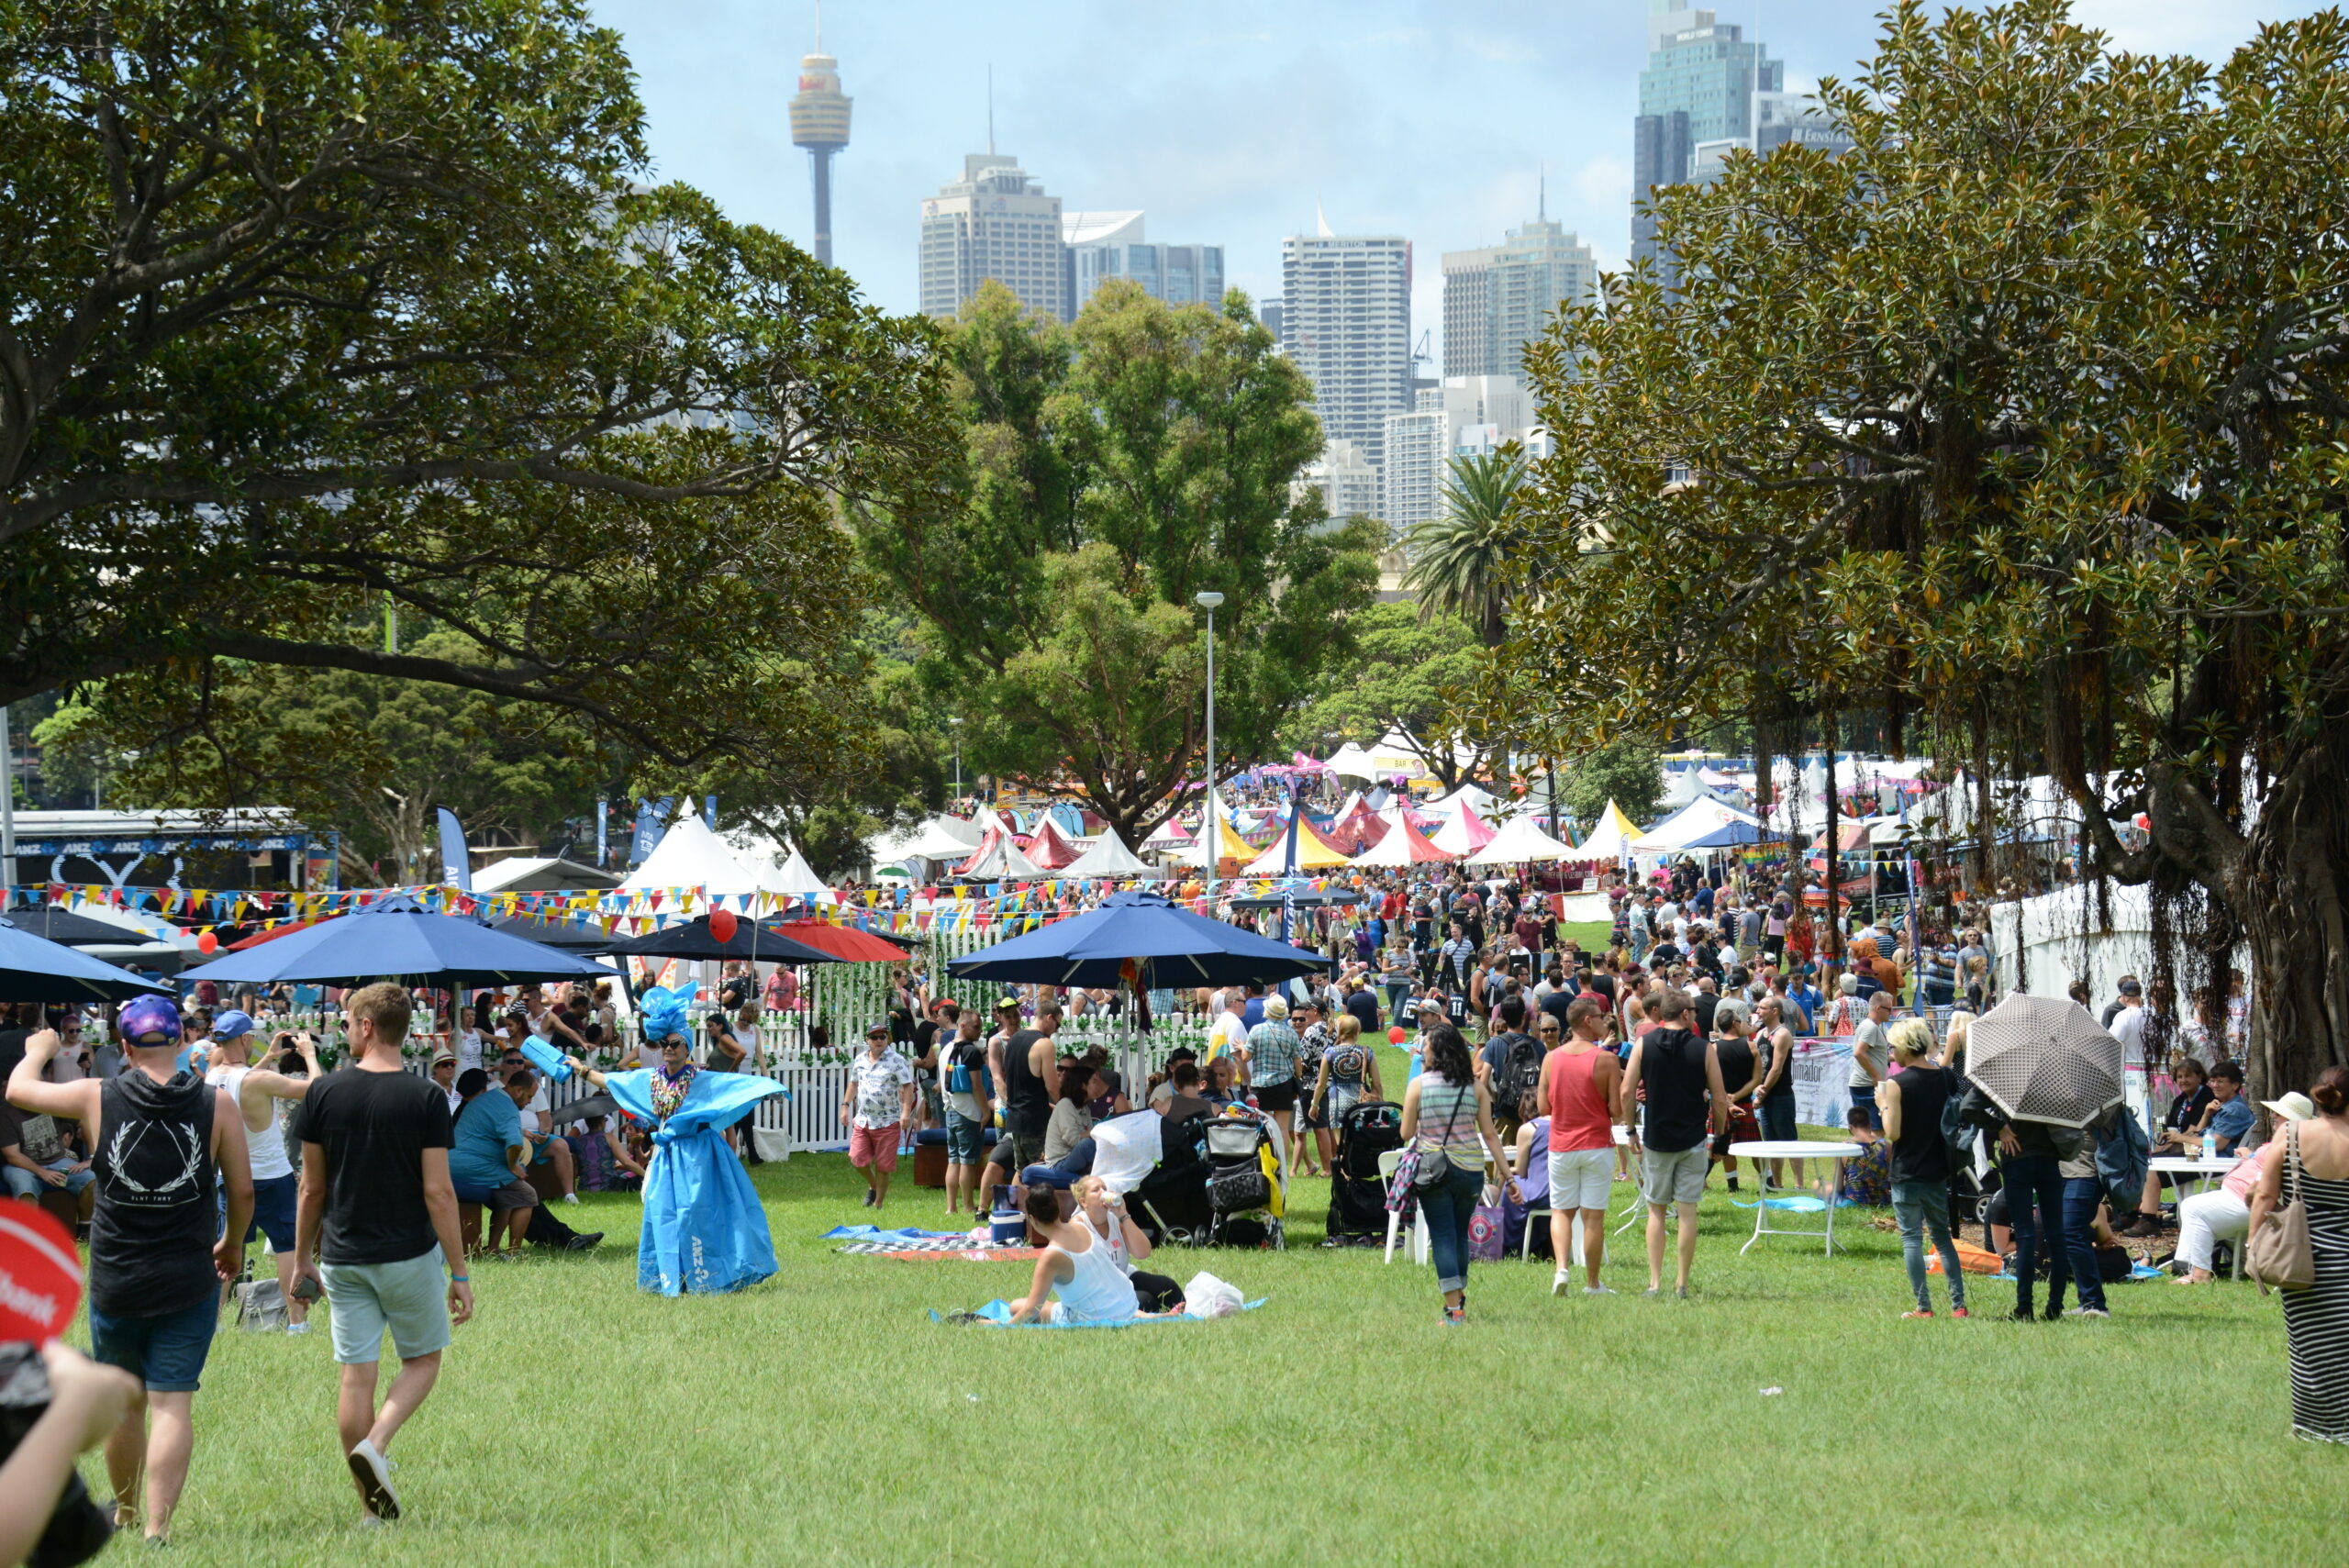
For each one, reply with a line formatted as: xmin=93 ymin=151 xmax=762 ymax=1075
xmin=601 ymin=986 xmax=785 ymax=1295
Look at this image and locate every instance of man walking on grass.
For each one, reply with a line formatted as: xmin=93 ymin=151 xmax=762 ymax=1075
xmin=292 ymin=983 xmax=471 ymax=1525
xmin=1620 ymin=986 xmax=1727 ymax=1299
xmin=7 ymin=996 xmax=250 ymax=1548
xmin=1538 ymin=997 xmax=1624 ymax=1296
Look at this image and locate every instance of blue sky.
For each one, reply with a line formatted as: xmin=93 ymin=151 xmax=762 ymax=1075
xmin=589 ymin=1 xmax=2319 ymax=356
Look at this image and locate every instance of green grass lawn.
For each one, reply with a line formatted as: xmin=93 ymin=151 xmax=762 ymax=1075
xmin=72 ymin=1084 xmax=2342 ymax=1568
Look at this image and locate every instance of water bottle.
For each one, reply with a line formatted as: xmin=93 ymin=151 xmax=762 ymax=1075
xmin=2200 ymin=1128 xmax=2217 ymax=1162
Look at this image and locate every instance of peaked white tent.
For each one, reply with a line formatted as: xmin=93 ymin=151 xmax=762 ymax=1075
xmin=875 ymin=816 xmax=987 ymax=864
xmin=471 ymin=856 xmax=620 ymax=894
xmin=1465 ymin=812 xmax=1575 ymax=866
xmin=1629 ymin=795 xmax=1764 ymax=855
xmin=1142 ymin=814 xmax=1194 ymax=849
xmin=1572 ymin=799 xmax=1641 ymax=863
xmin=727 ymin=830 xmax=841 ymax=904
xmin=623 ymin=811 xmax=762 ymax=895
xmin=954 ymin=827 xmax=1047 ymax=880
xmin=1062 ymin=829 xmax=1152 ymax=877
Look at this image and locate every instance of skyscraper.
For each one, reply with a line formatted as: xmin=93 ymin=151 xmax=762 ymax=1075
xmin=1440 ymin=217 xmax=1598 ymax=380
xmin=1282 ymin=217 xmax=1411 ymax=471
xmin=1631 ymin=4 xmax=1781 ymax=267
xmin=786 ymin=13 xmax=851 ymax=267
xmin=918 ymin=152 xmax=1069 ymax=321
xmin=1064 ymin=212 xmax=1226 ymax=313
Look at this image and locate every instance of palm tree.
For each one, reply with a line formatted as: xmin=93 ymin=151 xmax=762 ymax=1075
xmin=1398 ymin=449 xmax=1526 ymax=648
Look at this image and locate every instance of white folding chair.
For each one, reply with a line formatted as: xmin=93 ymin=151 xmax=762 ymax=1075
xmin=1377 ymin=1150 xmax=1427 ymax=1264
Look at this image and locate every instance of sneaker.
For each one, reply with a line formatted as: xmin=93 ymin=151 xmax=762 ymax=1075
xmin=1642 ymin=1286 xmax=1664 ymax=1298
xmin=562 ymin=1193 xmax=581 ymax=1206
xmin=2075 ymin=1307 xmax=2110 ymax=1318
xmin=284 ymin=1320 xmax=310 ymax=1335
xmin=1552 ymin=1269 xmax=1572 ymax=1296
xmin=1902 ymin=1308 xmax=1935 ymax=1319
xmin=1583 ymin=1284 xmax=1616 ymax=1296
xmin=1441 ymin=1306 xmax=1466 ymax=1326
xmin=347 ymin=1439 xmax=400 ymax=1521
xmin=2009 ymin=1307 xmax=2038 ymax=1322
xmin=1951 ymin=1306 xmax=1970 ymax=1318
xmin=2042 ymin=1305 xmax=2065 ymax=1322
xmin=1674 ymin=1286 xmax=1689 ymax=1301
xmin=563 ymin=1232 xmax=605 ymax=1251
xmin=860 ymin=1189 xmax=877 ymax=1207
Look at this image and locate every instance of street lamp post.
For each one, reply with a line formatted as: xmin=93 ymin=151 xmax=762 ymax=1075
xmin=948 ymin=717 xmax=964 ymax=806
xmin=1196 ymin=591 xmax=1224 ymax=904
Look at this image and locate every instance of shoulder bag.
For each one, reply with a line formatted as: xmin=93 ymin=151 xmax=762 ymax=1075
xmin=2245 ymin=1121 xmax=2316 ymax=1294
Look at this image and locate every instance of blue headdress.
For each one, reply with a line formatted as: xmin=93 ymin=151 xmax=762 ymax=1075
xmin=639 ymin=984 xmax=697 ymax=1045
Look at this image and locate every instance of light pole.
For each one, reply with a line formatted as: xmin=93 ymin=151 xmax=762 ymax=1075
xmin=1196 ymin=591 xmax=1224 ymax=904
xmin=948 ymin=717 xmax=964 ymax=805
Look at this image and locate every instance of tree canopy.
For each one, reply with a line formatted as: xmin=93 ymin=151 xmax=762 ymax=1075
xmin=1279 ymin=601 xmax=1495 ymax=789
xmin=859 ymin=282 xmax=1380 ymax=844
xmin=1 ymin=0 xmax=951 ymax=787
xmin=1502 ymin=0 xmax=2349 ymax=1090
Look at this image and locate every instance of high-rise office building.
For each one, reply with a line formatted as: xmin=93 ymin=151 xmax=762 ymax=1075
xmin=1282 ymin=221 xmax=1411 ymax=470
xmin=1297 ymin=439 xmax=1381 ymax=527
xmin=1064 ymin=212 xmax=1226 ymax=312
xmin=787 ymin=19 xmax=852 ymax=267
xmin=918 ymin=153 xmax=1069 ymax=321
xmin=1441 ymin=217 xmax=1598 ymax=380
xmin=1381 ymin=405 xmax=1450 ymax=536
xmin=1631 ymin=4 xmax=1781 ymax=267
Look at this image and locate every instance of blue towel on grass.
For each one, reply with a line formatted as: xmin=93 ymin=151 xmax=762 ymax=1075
xmin=930 ymin=1298 xmax=1268 ymax=1329
xmin=824 ymin=1225 xmax=978 ymax=1243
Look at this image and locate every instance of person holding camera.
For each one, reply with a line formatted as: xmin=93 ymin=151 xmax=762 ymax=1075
xmin=6 ymin=997 xmax=251 ymax=1548
xmin=203 ymin=1015 xmax=321 ymax=1332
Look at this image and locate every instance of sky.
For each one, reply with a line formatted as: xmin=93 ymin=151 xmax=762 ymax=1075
xmin=589 ymin=1 xmax=2321 ymax=361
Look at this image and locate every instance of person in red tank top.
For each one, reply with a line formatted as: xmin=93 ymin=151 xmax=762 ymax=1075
xmin=1536 ymin=996 xmax=1625 ymax=1296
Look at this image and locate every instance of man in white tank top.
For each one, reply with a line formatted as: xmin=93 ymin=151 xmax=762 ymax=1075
xmin=204 ymin=1012 xmax=323 ymax=1331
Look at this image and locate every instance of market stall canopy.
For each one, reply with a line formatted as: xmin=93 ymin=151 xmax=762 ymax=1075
xmin=621 ymin=813 xmax=760 ymax=897
xmin=470 ymin=857 xmax=621 ymax=895
xmin=1350 ymin=804 xmax=1453 ymax=867
xmin=0 ymin=917 xmax=172 ymax=1002
xmin=1176 ymin=794 xmax=1258 ymax=868
xmin=880 ymin=817 xmax=990 ymax=863
xmin=1022 ymin=817 xmax=1085 ymax=871
xmin=178 ymin=895 xmax=610 ymax=986
xmin=1465 ymin=812 xmax=1575 ymax=866
xmin=945 ymin=889 xmax=1328 ymax=989
xmin=1238 ymin=810 xmax=1355 ymax=875
xmin=1571 ymin=800 xmax=1641 ymax=862
xmin=1678 ymin=819 xmax=1772 ymax=850
xmin=0 ymin=906 xmax=147 ymax=948
xmin=953 ymin=827 xmax=1047 ymax=881
xmin=729 ymin=834 xmax=836 ymax=904
xmin=1631 ymin=796 xmax=1764 ymax=855
xmin=1061 ymin=830 xmax=1152 ymax=878
xmin=1429 ymin=798 xmax=1497 ymax=858
xmin=768 ymin=919 xmax=912 ymax=962
xmin=1141 ymin=815 xmax=1194 ymax=849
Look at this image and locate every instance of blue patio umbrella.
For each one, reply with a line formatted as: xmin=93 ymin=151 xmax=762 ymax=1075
xmin=0 ymin=916 xmax=172 ymax=1002
xmin=177 ymin=894 xmax=610 ymax=987
xmin=945 ymin=889 xmax=1328 ymax=990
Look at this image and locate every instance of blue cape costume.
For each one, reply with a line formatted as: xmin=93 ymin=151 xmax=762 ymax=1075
xmin=603 ymin=985 xmax=785 ymax=1296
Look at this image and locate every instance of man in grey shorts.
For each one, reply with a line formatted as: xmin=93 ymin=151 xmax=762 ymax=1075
xmin=1620 ymin=986 xmax=1727 ymax=1299
xmin=292 ymin=983 xmax=472 ymax=1524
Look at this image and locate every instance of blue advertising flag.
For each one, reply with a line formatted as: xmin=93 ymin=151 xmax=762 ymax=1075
xmin=436 ymin=807 xmax=473 ymax=892
xmin=630 ymin=798 xmax=673 ymax=866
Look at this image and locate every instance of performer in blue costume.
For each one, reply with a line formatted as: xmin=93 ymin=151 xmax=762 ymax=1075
xmin=566 ymin=986 xmax=785 ymax=1296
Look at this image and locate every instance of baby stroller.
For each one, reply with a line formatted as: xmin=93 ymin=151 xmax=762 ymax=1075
xmin=1325 ymin=1099 xmax=1403 ymax=1243
xmin=1202 ymin=1111 xmax=1286 ymax=1251
xmin=1130 ymin=1110 xmax=1213 ymax=1245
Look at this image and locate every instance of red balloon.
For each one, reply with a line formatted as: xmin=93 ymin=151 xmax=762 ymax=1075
xmin=197 ymin=930 xmax=219 ymax=954
xmin=708 ymin=908 xmax=738 ymax=943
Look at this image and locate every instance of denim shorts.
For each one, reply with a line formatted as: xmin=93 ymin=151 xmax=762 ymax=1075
xmin=1 ymin=1158 xmax=93 ymax=1200
xmin=90 ymin=1296 xmax=217 ymax=1394
xmin=1757 ymin=1094 xmax=1797 ymax=1141
xmin=944 ymin=1106 xmax=986 ymax=1164
xmin=317 ymin=1246 xmax=451 ymax=1365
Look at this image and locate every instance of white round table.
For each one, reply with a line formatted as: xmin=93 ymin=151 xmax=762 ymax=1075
xmin=1730 ymin=1140 xmax=1865 ymax=1256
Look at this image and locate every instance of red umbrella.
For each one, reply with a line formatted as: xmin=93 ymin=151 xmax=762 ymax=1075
xmin=770 ymin=920 xmax=910 ymax=963
xmin=227 ymin=917 xmax=329 ymax=951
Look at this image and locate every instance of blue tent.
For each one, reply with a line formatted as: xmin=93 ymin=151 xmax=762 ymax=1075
xmin=178 ymin=894 xmax=609 ymax=987
xmin=1679 ymin=819 xmax=1772 ymax=850
xmin=0 ymin=916 xmax=172 ymax=1003
xmin=945 ymin=889 xmax=1328 ymax=989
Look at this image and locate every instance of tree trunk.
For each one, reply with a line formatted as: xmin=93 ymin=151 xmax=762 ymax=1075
xmin=2231 ymin=722 xmax=2349 ymax=1103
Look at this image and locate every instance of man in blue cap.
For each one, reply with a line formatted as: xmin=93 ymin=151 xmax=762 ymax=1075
xmin=202 ymin=1011 xmax=323 ymax=1331
xmin=6 ymin=995 xmax=252 ymax=1547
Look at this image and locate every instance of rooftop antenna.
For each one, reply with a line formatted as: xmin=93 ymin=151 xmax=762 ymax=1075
xmin=986 ymin=64 xmax=995 ymax=155
xmin=814 ymin=0 xmax=822 ymax=50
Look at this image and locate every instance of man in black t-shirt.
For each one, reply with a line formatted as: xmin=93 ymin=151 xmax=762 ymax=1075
xmin=291 ymin=983 xmax=467 ymax=1525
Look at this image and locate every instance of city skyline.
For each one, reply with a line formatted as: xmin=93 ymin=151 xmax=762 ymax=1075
xmin=591 ymin=1 xmax=2318 ymax=365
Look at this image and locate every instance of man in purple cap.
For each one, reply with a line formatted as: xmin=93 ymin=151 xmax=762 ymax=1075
xmin=6 ymin=995 xmax=252 ymax=1548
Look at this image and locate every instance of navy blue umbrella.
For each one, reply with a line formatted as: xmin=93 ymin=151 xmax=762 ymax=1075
xmin=177 ymin=894 xmax=610 ymax=987
xmin=606 ymin=915 xmax=838 ymax=965
xmin=0 ymin=916 xmax=172 ymax=1002
xmin=945 ymin=889 xmax=1327 ymax=989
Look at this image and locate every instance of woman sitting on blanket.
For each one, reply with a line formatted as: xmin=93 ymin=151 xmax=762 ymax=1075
xmin=1008 ymin=1182 xmax=1166 ymax=1326
xmin=1072 ymin=1175 xmax=1186 ymax=1313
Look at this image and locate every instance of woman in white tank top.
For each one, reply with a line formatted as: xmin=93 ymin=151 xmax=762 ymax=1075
xmin=1007 ymin=1185 xmax=1142 ymax=1326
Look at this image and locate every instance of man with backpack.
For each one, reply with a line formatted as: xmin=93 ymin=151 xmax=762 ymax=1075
xmin=1620 ymin=987 xmax=1727 ymax=1299
xmin=1478 ymin=996 xmax=1542 ymax=1143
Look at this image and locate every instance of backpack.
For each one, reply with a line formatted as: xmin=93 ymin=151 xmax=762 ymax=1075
xmin=1490 ymin=1032 xmax=1543 ymax=1121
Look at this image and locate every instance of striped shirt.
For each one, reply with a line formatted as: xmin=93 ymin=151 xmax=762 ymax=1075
xmin=1413 ymin=1073 xmax=1486 ymax=1162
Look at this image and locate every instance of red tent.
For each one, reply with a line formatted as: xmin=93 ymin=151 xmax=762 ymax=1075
xmin=1022 ymin=816 xmax=1085 ymax=871
xmin=770 ymin=920 xmax=910 ymax=962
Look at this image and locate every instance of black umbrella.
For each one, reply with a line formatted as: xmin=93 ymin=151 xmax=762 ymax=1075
xmin=606 ymin=914 xmax=839 ymax=965
xmin=1 ymin=906 xmax=149 ymax=948
xmin=487 ymin=915 xmax=619 ymax=953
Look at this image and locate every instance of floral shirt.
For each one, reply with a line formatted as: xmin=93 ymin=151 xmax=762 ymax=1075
xmin=1839 ymin=1138 xmax=1893 ymax=1207
xmin=850 ymin=1047 xmax=918 ymax=1130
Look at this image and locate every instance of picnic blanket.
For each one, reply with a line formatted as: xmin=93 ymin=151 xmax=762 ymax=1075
xmin=930 ymin=1297 xmax=1268 ymax=1329
xmin=826 ymin=1224 xmax=1035 ymax=1262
